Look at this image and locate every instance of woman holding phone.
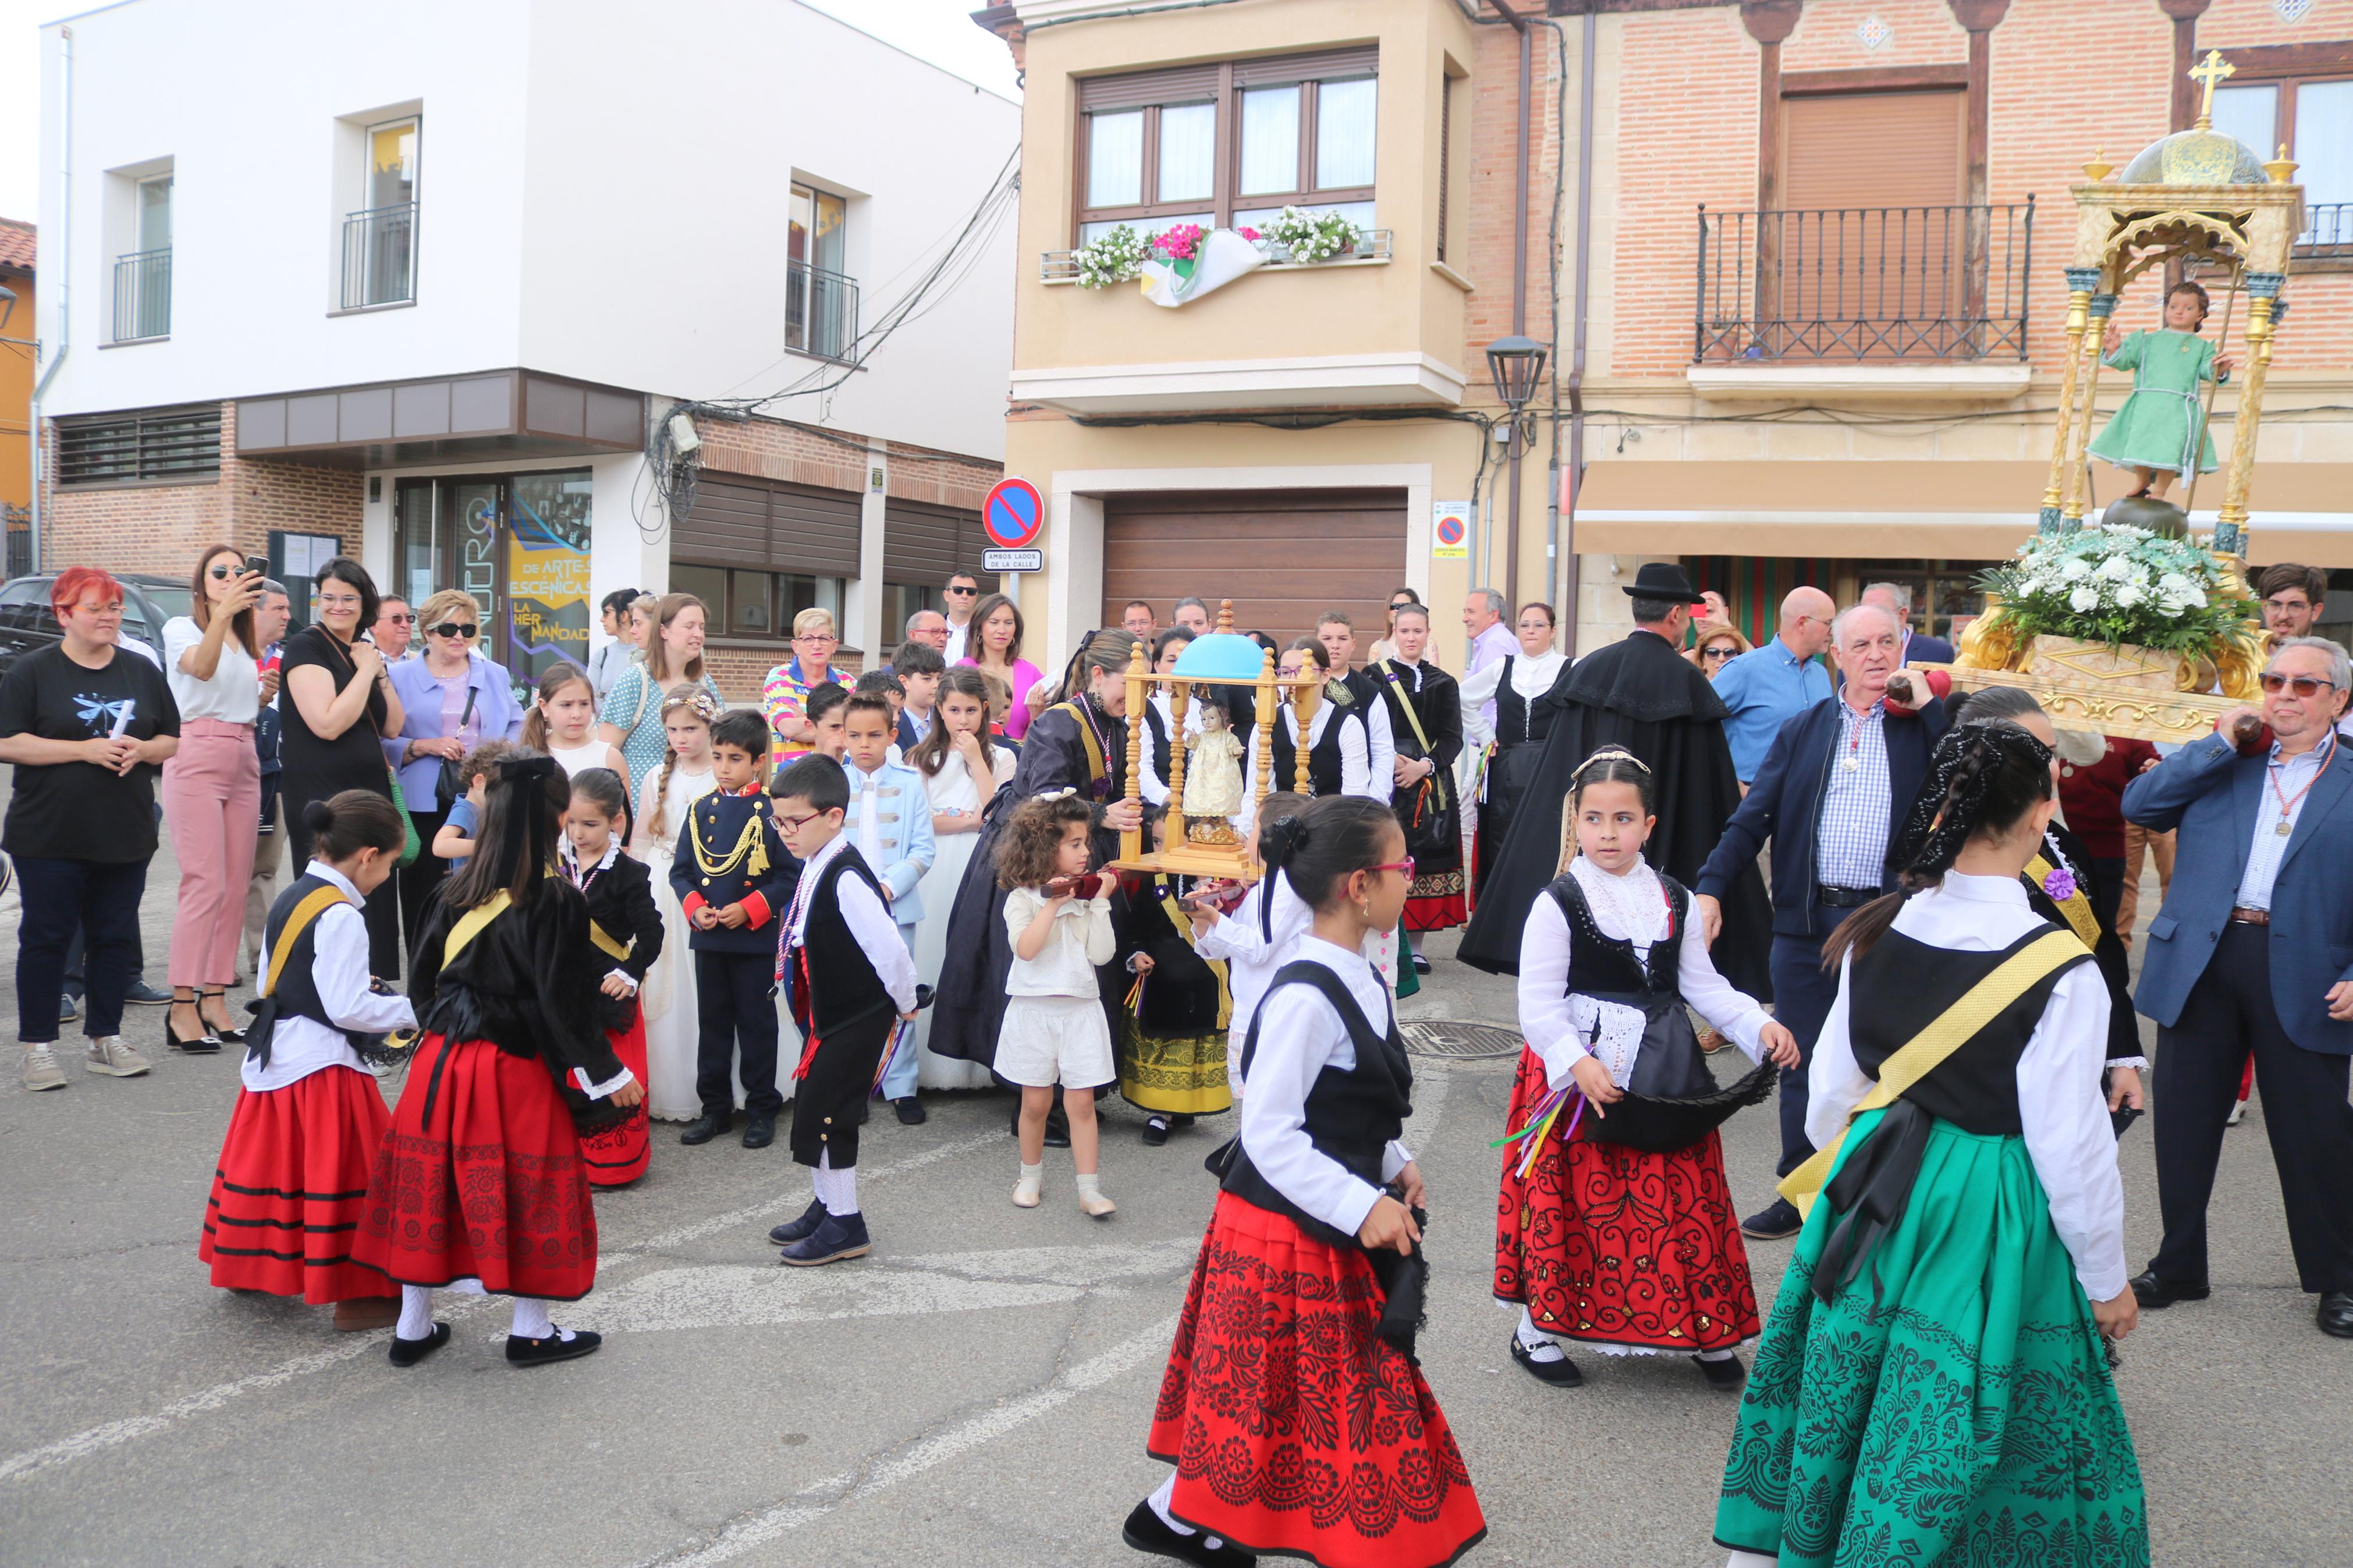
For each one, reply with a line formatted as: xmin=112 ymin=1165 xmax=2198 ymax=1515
xmin=160 ymin=546 xmax=268 ymax=1049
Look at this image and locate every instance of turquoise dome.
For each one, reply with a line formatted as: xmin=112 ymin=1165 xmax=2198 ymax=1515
xmin=1172 ymin=633 xmax=1269 ymax=681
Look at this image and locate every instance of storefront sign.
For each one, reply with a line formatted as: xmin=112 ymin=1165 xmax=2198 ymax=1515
xmin=1431 ymin=500 xmax=1471 ymax=560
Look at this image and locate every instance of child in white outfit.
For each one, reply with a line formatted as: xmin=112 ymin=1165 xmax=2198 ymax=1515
xmin=996 ymin=793 xmax=1117 ymax=1216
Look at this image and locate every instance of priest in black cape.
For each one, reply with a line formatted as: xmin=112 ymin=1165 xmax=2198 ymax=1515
xmin=929 ymin=629 xmax=1144 ymax=1068
xmin=1457 ymin=562 xmax=1772 ymax=999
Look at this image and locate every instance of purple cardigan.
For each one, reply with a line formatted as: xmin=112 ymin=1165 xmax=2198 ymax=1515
xmin=383 ymin=652 xmax=527 ymax=804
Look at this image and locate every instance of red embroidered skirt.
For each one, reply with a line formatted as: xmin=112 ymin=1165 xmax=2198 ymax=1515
xmin=200 ymin=1065 xmax=396 ymax=1304
xmin=1149 ymin=1192 xmax=1486 ymax=1568
xmin=579 ymin=1015 xmax=650 ymax=1188
xmin=353 ymin=1034 xmax=599 ymax=1301
xmin=1492 ymin=1046 xmax=1760 ymax=1352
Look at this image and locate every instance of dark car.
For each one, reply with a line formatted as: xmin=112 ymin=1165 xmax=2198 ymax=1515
xmin=0 ymin=571 xmax=196 ymax=681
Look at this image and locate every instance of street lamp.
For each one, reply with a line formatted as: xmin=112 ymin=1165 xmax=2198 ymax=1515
xmin=1485 ymin=335 xmax=1549 ymax=611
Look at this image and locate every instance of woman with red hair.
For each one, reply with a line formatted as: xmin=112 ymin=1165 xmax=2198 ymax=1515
xmin=0 ymin=567 xmax=182 ymax=1091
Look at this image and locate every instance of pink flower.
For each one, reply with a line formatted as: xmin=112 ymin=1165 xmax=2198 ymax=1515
xmin=1236 ymin=226 xmax=1261 ymax=241
xmin=1150 ymin=222 xmax=1205 ymax=261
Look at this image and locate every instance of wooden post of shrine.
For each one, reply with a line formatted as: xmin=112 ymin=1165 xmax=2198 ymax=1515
xmin=1252 ymin=647 xmax=1277 ymax=820
xmin=1291 ymin=670 xmax=1320 ymax=797
xmin=2040 ymin=265 xmax=2099 ymax=531
xmin=1120 ymin=638 xmax=1148 ymax=867
xmin=1166 ymin=680 xmax=1192 ymax=845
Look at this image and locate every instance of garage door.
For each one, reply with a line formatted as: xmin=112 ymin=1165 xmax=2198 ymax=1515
xmin=1101 ymin=489 xmax=1408 ymax=653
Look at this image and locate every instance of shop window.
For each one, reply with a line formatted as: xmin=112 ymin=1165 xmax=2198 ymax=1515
xmin=674 ymin=563 xmax=844 ymax=641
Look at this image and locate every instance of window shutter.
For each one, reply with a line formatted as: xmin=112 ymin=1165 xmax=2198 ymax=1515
xmin=1233 ymin=46 xmax=1378 ymax=88
xmin=883 ymin=499 xmax=981 ymax=586
xmin=1438 ymin=75 xmax=1452 ymax=264
xmin=1080 ymin=63 xmax=1222 ymax=112
xmin=675 ymin=478 xmax=861 ymax=578
xmin=1781 ymin=90 xmax=1963 ymax=209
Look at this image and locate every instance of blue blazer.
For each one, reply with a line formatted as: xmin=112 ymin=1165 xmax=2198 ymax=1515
xmin=2122 ymin=731 xmax=2353 ymax=1054
xmin=1695 ymin=695 xmax=1949 ymax=938
xmin=842 ymin=758 xmax=936 ymax=928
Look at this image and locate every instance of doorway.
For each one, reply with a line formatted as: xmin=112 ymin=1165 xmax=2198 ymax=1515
xmin=393 ymin=469 xmax=595 ymax=701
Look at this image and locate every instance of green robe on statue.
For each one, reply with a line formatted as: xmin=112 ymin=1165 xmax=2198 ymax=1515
xmin=2087 ymin=327 xmax=2221 ymax=478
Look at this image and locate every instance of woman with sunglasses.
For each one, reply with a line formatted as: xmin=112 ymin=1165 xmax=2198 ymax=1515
xmin=760 ymin=607 xmax=850 ymax=767
xmin=1685 ymin=618 xmax=1752 ymax=679
xmin=386 ymin=589 xmax=527 ymax=938
xmin=157 ymin=546 xmax=268 ymax=1048
xmin=280 ymin=558 xmax=407 ymax=977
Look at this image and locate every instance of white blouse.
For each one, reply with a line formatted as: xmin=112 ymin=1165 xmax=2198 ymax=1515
xmin=1461 ymin=648 xmax=1566 ymax=748
xmin=243 ymin=862 xmax=418 ymax=1091
xmin=1003 ymin=884 xmax=1116 ymax=998
xmin=1237 ymin=937 xmax=1414 ymax=1238
xmin=1806 ymin=872 xmax=2127 ymax=1302
xmin=162 ymin=616 xmax=261 ymax=724
xmin=920 ymin=743 xmax=1016 ymax=815
xmin=1516 ymin=856 xmax=1770 ymax=1092
xmin=782 ymin=834 xmax=920 ymax=1013
xmin=635 ymin=763 xmax=717 ymax=857
xmin=1238 ymin=703 xmax=1371 ymax=831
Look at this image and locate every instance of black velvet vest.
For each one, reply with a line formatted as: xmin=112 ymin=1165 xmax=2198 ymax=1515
xmin=1493 ymin=656 xmax=1554 ymax=750
xmin=787 ymin=847 xmax=893 ymax=1039
xmin=1847 ymin=926 xmax=2084 ymax=1136
xmin=1269 ymin=707 xmax=1351 ymax=799
xmin=1548 ymin=871 xmax=1686 ymax=1001
xmin=257 ymin=873 xmax=388 ymax=1059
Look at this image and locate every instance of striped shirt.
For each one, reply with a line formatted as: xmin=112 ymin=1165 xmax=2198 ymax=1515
xmin=2234 ymin=734 xmax=2336 ymax=911
xmin=1816 ymin=699 xmax=1893 ymax=890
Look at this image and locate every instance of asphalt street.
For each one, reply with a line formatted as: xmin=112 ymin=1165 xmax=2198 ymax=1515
xmin=1 ymin=823 xmax=2347 ymax=1567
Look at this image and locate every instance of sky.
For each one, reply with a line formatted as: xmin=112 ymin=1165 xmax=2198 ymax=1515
xmin=0 ymin=0 xmax=1021 ymax=225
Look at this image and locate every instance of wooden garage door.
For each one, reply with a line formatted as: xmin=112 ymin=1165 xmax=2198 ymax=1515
xmin=1102 ymin=489 xmax=1407 ymax=655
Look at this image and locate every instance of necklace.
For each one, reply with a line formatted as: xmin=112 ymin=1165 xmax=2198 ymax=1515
xmin=2267 ymin=737 xmax=2334 ymax=835
xmin=1840 ymin=701 xmax=1876 ymax=772
xmin=1071 ymin=696 xmax=1116 ymax=799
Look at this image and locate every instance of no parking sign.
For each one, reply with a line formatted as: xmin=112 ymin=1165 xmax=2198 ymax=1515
xmin=982 ymin=477 xmax=1045 ymax=572
xmin=1432 ymin=500 xmax=1471 ymax=560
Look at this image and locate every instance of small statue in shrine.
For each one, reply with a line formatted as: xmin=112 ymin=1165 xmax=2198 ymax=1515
xmin=1181 ymin=692 xmax=1244 ymax=844
xmin=2089 ymin=280 xmax=2237 ymax=502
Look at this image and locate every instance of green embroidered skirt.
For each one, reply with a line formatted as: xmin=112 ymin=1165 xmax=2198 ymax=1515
xmin=1715 ymin=1108 xmax=2148 ymax=1566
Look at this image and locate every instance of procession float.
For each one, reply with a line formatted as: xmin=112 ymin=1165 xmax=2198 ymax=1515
xmin=1941 ymin=51 xmax=2305 ymax=743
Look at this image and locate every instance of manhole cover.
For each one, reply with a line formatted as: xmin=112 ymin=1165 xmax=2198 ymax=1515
xmin=1399 ymin=1020 xmax=1525 ymax=1060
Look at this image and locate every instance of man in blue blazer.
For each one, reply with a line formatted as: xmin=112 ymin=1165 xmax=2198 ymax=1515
xmin=837 ymin=691 xmax=938 ymax=1125
xmin=2121 ymin=635 xmax=2353 ymax=1337
xmin=1695 ymin=603 xmax=1949 ymax=1238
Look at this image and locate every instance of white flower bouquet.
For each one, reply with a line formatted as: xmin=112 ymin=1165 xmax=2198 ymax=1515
xmin=1256 ymin=206 xmax=1364 ymax=264
xmin=1976 ymin=524 xmax=2256 ymax=657
xmin=1073 ymin=224 xmax=1151 ymax=289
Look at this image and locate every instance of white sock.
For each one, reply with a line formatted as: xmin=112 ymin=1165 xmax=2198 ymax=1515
xmin=512 ymin=1296 xmax=576 ymax=1342
xmin=1698 ymin=1347 xmax=1737 ymax=1362
xmin=1148 ymin=1473 xmax=1193 ymax=1536
xmin=397 ymin=1285 xmax=435 ymax=1341
xmin=1017 ymin=1161 xmax=1043 ymax=1185
xmin=445 ymin=1276 xmax=488 ymax=1297
xmin=1727 ymin=1553 xmax=1780 ymax=1568
xmin=1517 ymin=1308 xmax=1567 ymax=1361
xmin=818 ymin=1147 xmax=858 ymax=1217
xmin=1076 ymin=1172 xmax=1105 ymax=1199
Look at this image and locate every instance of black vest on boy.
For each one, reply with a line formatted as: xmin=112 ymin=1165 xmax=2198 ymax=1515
xmin=788 ymin=847 xmax=893 ymax=1040
xmin=1269 ymin=707 xmax=1354 ymax=798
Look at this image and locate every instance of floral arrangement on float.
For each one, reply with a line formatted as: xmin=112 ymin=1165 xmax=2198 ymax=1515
xmin=1960 ymin=523 xmax=2260 ymax=695
xmin=1070 ymin=207 xmax=1367 ymax=305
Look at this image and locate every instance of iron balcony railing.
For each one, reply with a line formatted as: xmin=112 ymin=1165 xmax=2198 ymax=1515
xmin=1694 ymin=199 xmax=2034 ymax=362
xmin=787 ymin=259 xmax=858 ymax=360
xmin=111 ymin=247 xmax=171 ymax=341
xmin=342 ymin=202 xmax=417 ymax=310
xmin=1039 ymin=226 xmax=1395 ymax=282
xmin=2301 ymin=201 xmax=2352 ymax=259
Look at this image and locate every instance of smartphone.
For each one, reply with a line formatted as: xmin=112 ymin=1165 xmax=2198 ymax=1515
xmin=244 ymin=554 xmax=270 ymax=580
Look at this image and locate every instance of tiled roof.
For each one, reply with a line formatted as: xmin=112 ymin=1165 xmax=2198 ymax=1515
xmin=0 ymin=219 xmax=34 ymax=273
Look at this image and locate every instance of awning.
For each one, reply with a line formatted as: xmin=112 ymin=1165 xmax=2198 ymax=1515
xmin=1570 ymin=460 xmax=2353 ymax=567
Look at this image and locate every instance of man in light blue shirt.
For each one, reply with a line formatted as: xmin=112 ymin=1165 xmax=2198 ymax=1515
xmin=1710 ymin=586 xmax=1835 ymax=784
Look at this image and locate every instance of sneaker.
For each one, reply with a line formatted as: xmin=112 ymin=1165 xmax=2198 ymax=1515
xmin=124 ymin=980 xmax=173 ymax=1007
xmin=21 ymin=1046 xmax=66 ymax=1092
xmin=57 ymin=993 xmax=78 ymax=1023
xmin=1740 ymin=1198 xmax=1803 ymax=1241
xmin=85 ymin=1037 xmax=152 ymax=1078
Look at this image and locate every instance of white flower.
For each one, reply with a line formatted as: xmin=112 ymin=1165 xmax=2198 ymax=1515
xmin=2117 ymin=582 xmax=2146 ymax=608
xmin=2061 ymin=558 xmax=2093 ymax=581
xmin=2070 ymin=585 xmax=2102 ymax=613
xmin=2096 ymin=555 xmax=2132 ymax=581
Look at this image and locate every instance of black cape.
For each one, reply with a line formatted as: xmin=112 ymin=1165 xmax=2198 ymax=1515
xmin=928 ymin=699 xmax=1128 ymax=1065
xmin=1458 ymin=628 xmax=1773 ymax=999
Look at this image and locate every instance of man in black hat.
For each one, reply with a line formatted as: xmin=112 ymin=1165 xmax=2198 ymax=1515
xmin=1460 ymin=563 xmax=1772 ymax=1002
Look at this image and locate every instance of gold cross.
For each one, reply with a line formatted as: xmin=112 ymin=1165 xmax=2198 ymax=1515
xmin=2191 ymin=49 xmax=2235 ymax=126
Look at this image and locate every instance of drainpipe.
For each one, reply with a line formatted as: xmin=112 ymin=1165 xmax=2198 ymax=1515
xmin=27 ymin=25 xmax=71 ymax=573
xmin=1492 ymin=1 xmax=1531 ymax=615
xmin=1561 ymin=6 xmax=1594 ymax=656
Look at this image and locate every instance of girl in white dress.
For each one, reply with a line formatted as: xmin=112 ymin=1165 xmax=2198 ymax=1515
xmin=524 ymin=666 xmax=628 ymax=783
xmin=907 ymin=669 xmax=1014 ymax=1090
xmin=629 ymin=685 xmax=723 ymax=1121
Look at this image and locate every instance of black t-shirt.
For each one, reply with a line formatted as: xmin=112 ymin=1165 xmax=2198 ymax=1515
xmin=277 ymin=625 xmax=391 ymax=795
xmin=0 ymin=643 xmax=182 ymax=862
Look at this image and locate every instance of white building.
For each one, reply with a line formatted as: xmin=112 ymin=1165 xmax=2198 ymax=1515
xmin=34 ymin=0 xmax=1018 ymax=692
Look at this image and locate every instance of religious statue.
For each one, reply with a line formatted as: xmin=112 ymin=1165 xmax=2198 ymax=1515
xmin=1181 ymin=696 xmax=1244 ymax=844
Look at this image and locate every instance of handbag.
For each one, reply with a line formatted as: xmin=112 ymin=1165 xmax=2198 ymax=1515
xmin=1382 ymin=665 xmax=1458 ymax=858
xmin=433 ymin=684 xmax=478 ymax=811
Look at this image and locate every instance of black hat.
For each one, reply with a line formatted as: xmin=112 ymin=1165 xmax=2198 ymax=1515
xmin=1621 ymin=561 xmax=1708 ymax=604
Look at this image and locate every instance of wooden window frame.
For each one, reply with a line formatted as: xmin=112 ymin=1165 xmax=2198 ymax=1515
xmin=2207 ymin=45 xmax=2353 ymax=259
xmin=670 ymin=561 xmax=845 ymax=645
xmin=1072 ymin=47 xmax=1378 ymax=241
xmin=1436 ymin=74 xmax=1452 ymax=264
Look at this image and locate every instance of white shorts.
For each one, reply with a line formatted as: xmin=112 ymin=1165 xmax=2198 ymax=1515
xmin=996 ymin=995 xmax=1115 ymax=1090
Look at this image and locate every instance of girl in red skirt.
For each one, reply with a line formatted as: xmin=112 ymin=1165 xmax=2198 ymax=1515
xmin=561 ymin=767 xmax=662 ymax=1187
xmin=1129 ymin=795 xmax=1485 ymax=1568
xmin=1495 ymin=748 xmax=1799 ymax=1390
xmin=354 ymin=755 xmax=645 ymax=1369
xmin=201 ymin=790 xmax=417 ymax=1330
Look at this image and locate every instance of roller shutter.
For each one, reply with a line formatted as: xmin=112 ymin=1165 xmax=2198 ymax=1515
xmin=1101 ymin=489 xmax=1407 ymax=653
xmin=883 ymin=499 xmax=990 ymax=587
xmin=674 ymin=478 xmax=860 ymax=578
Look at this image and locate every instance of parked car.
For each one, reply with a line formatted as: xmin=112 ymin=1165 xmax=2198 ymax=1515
xmin=0 ymin=571 xmax=195 ymax=679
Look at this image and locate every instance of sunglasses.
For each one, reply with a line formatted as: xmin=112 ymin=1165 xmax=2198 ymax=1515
xmin=1369 ymin=858 xmax=1416 ymax=881
xmin=1702 ymin=646 xmax=1736 ymax=661
xmin=2260 ymin=673 xmax=2338 ymax=697
xmin=428 ymin=621 xmax=478 ymax=639
xmin=207 ymin=564 xmax=256 ymax=581
xmin=945 ymin=584 xmax=979 ymax=596
xmin=381 ymin=611 xmax=418 ymax=625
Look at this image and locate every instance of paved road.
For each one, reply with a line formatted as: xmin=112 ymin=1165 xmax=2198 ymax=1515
xmin=1 ymin=826 xmax=2347 ymax=1566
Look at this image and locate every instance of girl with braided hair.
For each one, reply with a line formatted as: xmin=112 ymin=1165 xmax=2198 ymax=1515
xmin=1496 ymin=748 xmax=1800 ymax=1391
xmin=1715 ymin=721 xmax=2147 ymax=1568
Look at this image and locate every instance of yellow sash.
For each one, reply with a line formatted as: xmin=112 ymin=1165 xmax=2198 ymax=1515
xmin=1155 ymin=873 xmax=1233 ymax=1030
xmin=2025 ymin=855 xmax=2100 ymax=948
xmin=590 ymin=920 xmax=633 ymax=962
xmin=443 ymin=890 xmax=512 ymax=965
xmin=1048 ymin=701 xmax=1108 ymax=787
xmin=262 ymin=886 xmax=353 ymax=998
xmin=1778 ymin=929 xmax=2087 ymax=1218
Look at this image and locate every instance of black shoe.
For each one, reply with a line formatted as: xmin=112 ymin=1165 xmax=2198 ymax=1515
xmin=200 ymin=993 xmax=245 ymax=1044
xmin=1411 ymin=953 xmax=1433 ymax=975
xmin=1693 ymin=1354 xmax=1747 ymax=1390
xmin=388 ymin=1322 xmax=451 ymax=1368
xmin=1044 ymin=1105 xmax=1071 ymax=1149
xmin=741 ymin=1113 xmax=776 ymax=1149
xmin=506 ymin=1328 xmax=603 ymax=1367
xmin=1741 ymin=1199 xmax=1802 ymax=1241
xmin=1170 ymin=1114 xmax=1196 ymax=1130
xmin=679 ymin=1111 xmax=732 ymax=1146
xmin=125 ymin=980 xmax=172 ymax=1006
xmin=1122 ymin=1498 xmax=1257 ymax=1566
xmin=858 ymin=1099 xmax=872 ymax=1125
xmin=1509 ymin=1335 xmax=1582 ymax=1386
xmin=768 ymin=1197 xmax=828 ymax=1246
xmin=780 ymin=1211 xmax=871 ymax=1267
xmin=2130 ymin=1271 xmax=2210 ymax=1310
xmin=2319 ymin=1292 xmax=2353 ymax=1339
xmin=894 ymin=1096 xmax=927 ymax=1126
xmin=1141 ymin=1115 xmax=1171 ymax=1147
xmin=166 ymin=1015 xmax=221 ymax=1054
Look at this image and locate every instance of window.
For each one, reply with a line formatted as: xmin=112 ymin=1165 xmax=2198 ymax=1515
xmin=112 ymin=174 xmax=173 ymax=342
xmin=1436 ymin=75 xmax=1452 ymax=264
xmin=56 ymin=405 xmax=222 ymax=486
xmin=672 ymin=563 xmax=844 ymax=642
xmin=1076 ymin=47 xmax=1378 ymax=242
xmin=882 ymin=583 xmax=941 ymax=642
xmin=344 ymin=116 xmax=418 ymax=308
xmin=788 ymin=183 xmax=856 ymax=359
xmin=2214 ymin=74 xmax=2352 ymax=252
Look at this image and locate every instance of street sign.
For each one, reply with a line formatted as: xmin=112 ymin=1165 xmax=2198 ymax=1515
xmin=983 ymin=547 xmax=1043 ymax=573
xmin=1432 ymin=500 xmax=1471 ymax=560
xmin=982 ymin=477 xmax=1045 ymax=551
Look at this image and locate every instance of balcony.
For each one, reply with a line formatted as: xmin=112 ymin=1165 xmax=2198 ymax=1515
xmin=786 ymin=259 xmax=858 ymax=361
xmin=341 ymin=202 xmax=417 ymax=311
xmin=2301 ymin=201 xmax=2352 ymax=262
xmin=111 ymin=247 xmax=171 ymax=342
xmin=1038 ymin=228 xmax=1396 ymax=283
